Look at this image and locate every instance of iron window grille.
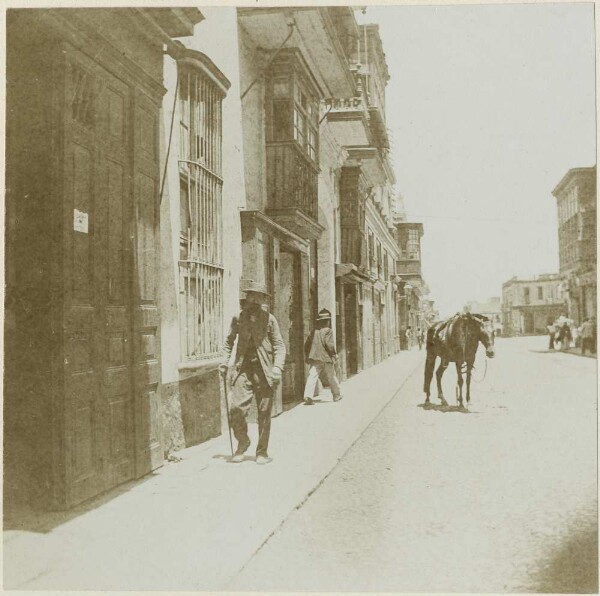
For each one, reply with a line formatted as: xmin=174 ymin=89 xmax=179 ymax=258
xmin=178 ymin=66 xmax=225 ymax=361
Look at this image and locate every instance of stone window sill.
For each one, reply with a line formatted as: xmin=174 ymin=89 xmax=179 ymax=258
xmin=178 ymin=356 xmax=221 ymax=380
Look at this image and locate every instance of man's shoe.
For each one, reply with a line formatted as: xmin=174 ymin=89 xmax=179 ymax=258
xmin=256 ymin=455 xmax=272 ymax=465
xmin=304 ymin=398 xmax=315 ymax=405
xmin=231 ymin=437 xmax=250 ymax=463
xmin=333 ymin=395 xmax=343 ymax=402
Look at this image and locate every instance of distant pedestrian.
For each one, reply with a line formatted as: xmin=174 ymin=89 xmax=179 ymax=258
xmin=557 ymin=321 xmax=572 ymax=351
xmin=405 ymin=327 xmax=413 ymax=349
xmin=303 ymin=309 xmax=342 ymax=405
xmin=580 ymin=319 xmax=594 ymax=355
xmin=546 ymin=321 xmax=557 ymax=350
xmin=417 ymin=329 xmax=424 ymax=350
xmin=220 ymin=280 xmax=286 ymax=465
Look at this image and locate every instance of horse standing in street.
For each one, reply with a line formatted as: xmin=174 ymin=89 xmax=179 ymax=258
xmin=424 ymin=313 xmax=495 ymax=408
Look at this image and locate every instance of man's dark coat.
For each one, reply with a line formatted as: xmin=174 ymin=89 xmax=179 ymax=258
xmin=222 ymin=307 xmax=286 ymax=387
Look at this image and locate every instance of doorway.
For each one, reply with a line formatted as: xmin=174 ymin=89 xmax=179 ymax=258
xmin=273 ymin=247 xmax=304 ymax=404
xmin=524 ymin=312 xmax=535 ymax=334
xmin=343 ymin=285 xmax=359 ymax=376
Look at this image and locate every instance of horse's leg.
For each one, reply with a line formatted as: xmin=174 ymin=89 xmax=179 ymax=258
xmin=435 ymin=359 xmax=449 ymax=406
xmin=466 ymin=362 xmax=473 ymax=403
xmin=455 ymin=362 xmax=464 ymax=408
xmin=424 ymin=352 xmax=437 ymax=403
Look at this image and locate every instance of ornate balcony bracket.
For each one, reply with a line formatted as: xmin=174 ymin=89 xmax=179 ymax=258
xmin=266 ymin=207 xmax=325 ymax=241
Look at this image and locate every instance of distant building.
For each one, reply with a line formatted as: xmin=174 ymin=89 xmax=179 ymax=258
xmin=331 ymin=22 xmax=403 ymax=377
xmin=464 ymin=297 xmax=502 ymax=335
xmin=551 ymin=166 xmax=597 ymax=324
xmin=501 ymin=274 xmax=567 ymax=336
xmin=394 ymin=221 xmax=430 ymax=348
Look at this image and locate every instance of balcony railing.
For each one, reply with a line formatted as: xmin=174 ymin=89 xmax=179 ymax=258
xmin=266 ymin=141 xmax=318 ymax=221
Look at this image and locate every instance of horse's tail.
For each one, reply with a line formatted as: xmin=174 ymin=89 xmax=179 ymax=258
xmin=423 ymin=328 xmax=437 ymax=394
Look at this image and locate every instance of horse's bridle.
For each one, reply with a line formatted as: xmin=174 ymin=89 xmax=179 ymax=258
xmin=460 ymin=314 xmax=491 ymax=372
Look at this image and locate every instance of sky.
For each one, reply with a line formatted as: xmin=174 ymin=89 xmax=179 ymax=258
xmin=358 ymin=3 xmax=596 ymax=318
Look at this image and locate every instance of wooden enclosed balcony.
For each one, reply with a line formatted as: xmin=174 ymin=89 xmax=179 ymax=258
xmin=266 ymin=141 xmax=323 ymax=240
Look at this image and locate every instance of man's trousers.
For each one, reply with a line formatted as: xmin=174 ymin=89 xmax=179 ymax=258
xmin=303 ymin=360 xmax=341 ymax=400
xmin=229 ymin=359 xmax=273 ymax=457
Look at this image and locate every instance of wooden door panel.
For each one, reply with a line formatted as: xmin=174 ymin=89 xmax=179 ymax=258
xmin=107 ymin=159 xmax=126 ymax=303
xmin=64 ymin=77 xmax=105 ymax=504
xmin=68 ymin=372 xmax=103 ymax=503
xmin=132 ymin=90 xmax=163 ymax=475
xmin=97 ymin=68 xmax=135 ymax=490
xmin=71 ymin=143 xmax=94 ymax=302
xmin=63 ymin=48 xmax=137 ymax=506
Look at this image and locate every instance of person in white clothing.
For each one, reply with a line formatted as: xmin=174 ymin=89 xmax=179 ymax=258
xmin=303 ymin=309 xmax=342 ymax=405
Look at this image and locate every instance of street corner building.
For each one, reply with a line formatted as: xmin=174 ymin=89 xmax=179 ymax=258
xmin=501 ymin=274 xmax=568 ymax=336
xmin=551 ymin=166 xmax=597 ymax=324
xmin=4 ymin=6 xmax=435 ymax=510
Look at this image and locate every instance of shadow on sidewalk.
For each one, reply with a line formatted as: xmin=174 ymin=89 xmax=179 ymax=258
xmin=212 ymin=454 xmax=256 ymax=463
xmin=418 ymin=403 xmax=474 ymax=414
xmin=4 ymin=472 xmax=159 ymax=535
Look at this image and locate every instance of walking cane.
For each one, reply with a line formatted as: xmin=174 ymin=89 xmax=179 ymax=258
xmin=220 ymin=369 xmax=235 ymax=458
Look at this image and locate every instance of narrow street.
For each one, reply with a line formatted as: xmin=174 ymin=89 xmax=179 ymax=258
xmin=4 ymin=5 xmax=596 ymax=594
xmin=228 ymin=336 xmax=598 ymax=593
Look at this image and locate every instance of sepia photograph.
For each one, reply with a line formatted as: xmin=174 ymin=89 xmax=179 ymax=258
xmin=3 ymin=0 xmax=598 ymax=592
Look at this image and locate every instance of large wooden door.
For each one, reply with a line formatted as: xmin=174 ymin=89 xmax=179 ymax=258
xmin=62 ymin=48 xmax=139 ymax=506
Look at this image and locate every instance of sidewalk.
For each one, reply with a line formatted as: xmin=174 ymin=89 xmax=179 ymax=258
xmin=3 ymin=349 xmax=424 ymax=591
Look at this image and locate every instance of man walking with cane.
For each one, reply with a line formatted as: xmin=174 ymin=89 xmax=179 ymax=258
xmin=220 ymin=280 xmax=286 ymax=465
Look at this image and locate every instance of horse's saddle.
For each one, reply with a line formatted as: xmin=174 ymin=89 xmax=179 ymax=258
xmin=433 ymin=314 xmax=460 ymax=344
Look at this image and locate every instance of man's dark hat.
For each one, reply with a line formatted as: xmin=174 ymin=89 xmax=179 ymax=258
xmin=316 ymin=308 xmax=332 ymax=321
xmin=240 ymin=279 xmax=270 ymax=296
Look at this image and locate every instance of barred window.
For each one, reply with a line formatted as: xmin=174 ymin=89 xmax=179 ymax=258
xmin=178 ymin=65 xmax=226 ymax=361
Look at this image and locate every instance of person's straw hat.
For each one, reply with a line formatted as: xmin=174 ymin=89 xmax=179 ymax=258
xmin=316 ymin=308 xmax=332 ymax=321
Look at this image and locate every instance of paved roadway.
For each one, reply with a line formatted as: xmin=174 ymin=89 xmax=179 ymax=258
xmin=228 ymin=336 xmax=598 ymax=593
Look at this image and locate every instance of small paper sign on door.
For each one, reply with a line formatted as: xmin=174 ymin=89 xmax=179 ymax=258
xmin=74 ymin=209 xmax=89 ymax=234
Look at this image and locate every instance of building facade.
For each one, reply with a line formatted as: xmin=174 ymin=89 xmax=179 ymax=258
xmin=551 ymin=166 xmax=597 ymax=324
xmin=5 ymin=7 xmax=427 ymax=511
xmin=5 ymin=7 xmax=204 ymax=510
xmin=394 ymin=221 xmax=429 ymax=348
xmin=501 ymin=275 xmax=567 ymax=336
xmin=158 ymin=8 xmax=246 ymax=453
xmin=323 ymin=22 xmax=404 ymax=378
xmin=236 ymin=7 xmax=359 ymax=409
